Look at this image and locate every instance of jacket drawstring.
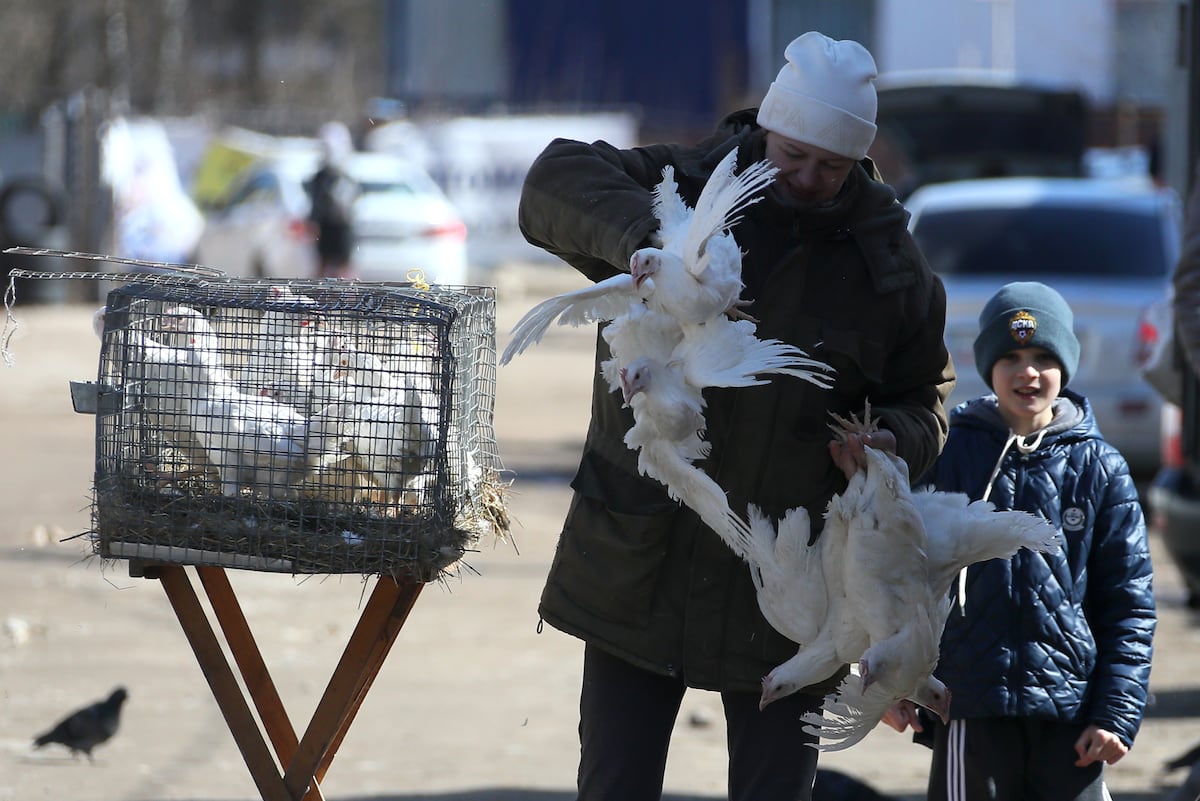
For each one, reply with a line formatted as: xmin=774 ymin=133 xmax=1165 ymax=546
xmin=956 ymin=428 xmax=1047 ymax=615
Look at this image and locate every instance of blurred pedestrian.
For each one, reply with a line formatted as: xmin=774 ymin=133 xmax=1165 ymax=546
xmin=517 ymin=31 xmax=954 ymax=801
xmin=883 ymin=281 xmax=1156 ymax=801
xmin=1171 ymin=164 xmax=1200 ymax=375
xmin=305 ymin=121 xmax=359 ymax=278
xmin=1164 ymin=162 xmax=1200 ymax=801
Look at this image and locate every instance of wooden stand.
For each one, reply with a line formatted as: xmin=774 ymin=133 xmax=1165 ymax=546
xmin=133 ymin=562 xmax=423 ymax=801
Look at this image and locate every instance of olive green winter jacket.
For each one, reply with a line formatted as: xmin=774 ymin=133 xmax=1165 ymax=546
xmin=517 ymin=109 xmax=956 ymax=694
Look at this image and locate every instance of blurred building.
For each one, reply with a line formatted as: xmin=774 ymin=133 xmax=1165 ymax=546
xmin=0 ymin=0 xmax=1189 ymax=279
xmin=382 ymin=0 xmax=1176 ymax=150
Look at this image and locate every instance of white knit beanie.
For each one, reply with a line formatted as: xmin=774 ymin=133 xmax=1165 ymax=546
xmin=756 ymin=31 xmax=879 ymax=160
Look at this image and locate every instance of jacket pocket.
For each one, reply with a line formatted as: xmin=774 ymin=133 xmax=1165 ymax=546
xmin=551 ymin=493 xmax=675 ymax=627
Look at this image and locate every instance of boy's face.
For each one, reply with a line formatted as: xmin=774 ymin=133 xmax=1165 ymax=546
xmin=990 ymin=346 xmax=1062 ymax=434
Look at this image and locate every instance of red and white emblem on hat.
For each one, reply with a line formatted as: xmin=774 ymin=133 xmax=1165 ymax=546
xmin=1008 ymin=310 xmax=1037 ymax=344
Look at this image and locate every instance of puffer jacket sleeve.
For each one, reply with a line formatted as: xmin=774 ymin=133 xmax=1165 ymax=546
xmin=1081 ymin=445 xmax=1156 ymax=748
xmin=517 ymin=137 xmax=677 ymax=282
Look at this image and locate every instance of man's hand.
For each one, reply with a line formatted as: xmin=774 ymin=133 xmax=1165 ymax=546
xmin=829 ymin=427 xmax=897 ymax=481
xmin=882 ymin=700 xmax=924 ymax=733
xmin=1074 ymin=724 xmax=1128 ymax=766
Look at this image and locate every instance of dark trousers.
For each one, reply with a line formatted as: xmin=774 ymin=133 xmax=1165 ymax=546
xmin=927 ymin=717 xmax=1107 ymax=801
xmin=576 ymin=643 xmax=822 ymax=801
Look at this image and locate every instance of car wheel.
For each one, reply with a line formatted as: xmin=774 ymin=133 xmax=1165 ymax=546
xmin=0 ymin=176 xmax=64 ymax=247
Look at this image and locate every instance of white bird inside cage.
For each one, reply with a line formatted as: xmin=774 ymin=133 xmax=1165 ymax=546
xmin=87 ymin=278 xmax=504 ymax=577
xmin=94 ymin=306 xmax=217 ymax=484
xmin=101 ymin=303 xmax=351 ymax=499
xmin=240 ymin=286 xmax=323 ymax=408
xmin=308 ymin=337 xmax=441 ymax=508
xmin=169 ymin=305 xmax=353 ymax=499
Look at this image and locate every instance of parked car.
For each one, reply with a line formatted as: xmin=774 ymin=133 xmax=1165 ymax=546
xmin=872 ymin=72 xmax=1087 ymax=199
xmin=904 ymin=176 xmax=1182 ymax=476
xmin=194 ymin=149 xmax=468 ymax=284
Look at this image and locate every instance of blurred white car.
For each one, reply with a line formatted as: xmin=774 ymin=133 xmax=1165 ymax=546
xmin=905 ymin=176 xmax=1181 ymax=475
xmin=194 ymin=150 xmax=468 ymax=284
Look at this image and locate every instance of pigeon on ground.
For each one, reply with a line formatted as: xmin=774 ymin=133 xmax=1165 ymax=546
xmin=33 ymin=686 xmax=128 ymax=761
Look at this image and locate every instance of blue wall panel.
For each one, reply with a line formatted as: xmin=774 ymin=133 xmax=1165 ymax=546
xmin=506 ymin=0 xmax=749 ymax=138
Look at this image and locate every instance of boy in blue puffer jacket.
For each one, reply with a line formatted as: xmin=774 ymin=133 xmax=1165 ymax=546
xmin=884 ymin=281 xmax=1156 ymax=801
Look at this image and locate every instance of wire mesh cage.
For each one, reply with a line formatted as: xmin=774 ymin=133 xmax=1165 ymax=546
xmin=85 ymin=275 xmax=504 ymax=580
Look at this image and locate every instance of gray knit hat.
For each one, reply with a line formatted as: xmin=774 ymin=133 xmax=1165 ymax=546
xmin=973 ymin=281 xmax=1080 ymax=389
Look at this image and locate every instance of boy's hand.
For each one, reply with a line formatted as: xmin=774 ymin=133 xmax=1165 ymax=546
xmin=1074 ymin=724 xmax=1127 ymax=766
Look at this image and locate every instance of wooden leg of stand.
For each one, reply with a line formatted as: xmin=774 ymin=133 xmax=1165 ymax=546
xmin=157 ymin=565 xmax=294 ymax=801
xmin=196 ymin=567 xmax=324 ymax=801
xmin=314 ymin=575 xmax=423 ymax=784
xmin=282 ymin=575 xmax=423 ymax=798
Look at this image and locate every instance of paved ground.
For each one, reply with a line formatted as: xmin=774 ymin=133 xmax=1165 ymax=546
xmin=1 ymin=265 xmax=1198 ymax=800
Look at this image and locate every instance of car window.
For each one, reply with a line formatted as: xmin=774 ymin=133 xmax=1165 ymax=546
xmin=912 ymin=204 xmax=1169 ymax=278
xmin=357 ymin=179 xmax=419 ymax=196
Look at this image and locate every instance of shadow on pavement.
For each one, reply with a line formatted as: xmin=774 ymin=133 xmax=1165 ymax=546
xmin=318 ymin=768 xmax=909 ymax=801
xmin=227 ymin=783 xmax=1200 ymax=801
xmin=499 ymin=438 xmax=582 ymax=484
xmin=1147 ymin=687 xmax=1200 ymax=719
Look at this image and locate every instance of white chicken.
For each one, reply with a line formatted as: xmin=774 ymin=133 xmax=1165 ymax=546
xmin=669 ymin=316 xmax=833 ymax=391
xmin=502 ymin=146 xmax=832 ymax=554
xmin=619 ymin=357 xmax=754 ymax=556
xmin=185 ymin=358 xmax=315 ymax=498
xmin=742 ymin=406 xmax=1061 ymax=751
xmin=156 ymin=304 xmax=345 ymax=499
xmin=500 ymin=272 xmax=646 ymax=366
xmin=627 ymin=148 xmax=777 ymax=325
xmin=598 ymin=303 xmax=682 ymax=393
xmin=500 ymin=146 xmax=779 ymax=365
xmin=94 ymin=305 xmax=218 ymax=481
xmin=601 ymin=305 xmax=832 ymax=398
xmin=240 ymin=285 xmax=321 ymax=408
xmin=310 ymin=345 xmax=441 ymax=506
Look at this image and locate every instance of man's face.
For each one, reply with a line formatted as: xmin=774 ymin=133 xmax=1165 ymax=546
xmin=763 ymin=132 xmax=857 ymax=209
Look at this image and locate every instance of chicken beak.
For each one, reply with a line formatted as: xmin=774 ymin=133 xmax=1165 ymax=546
xmin=630 ymin=265 xmax=647 ymax=289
